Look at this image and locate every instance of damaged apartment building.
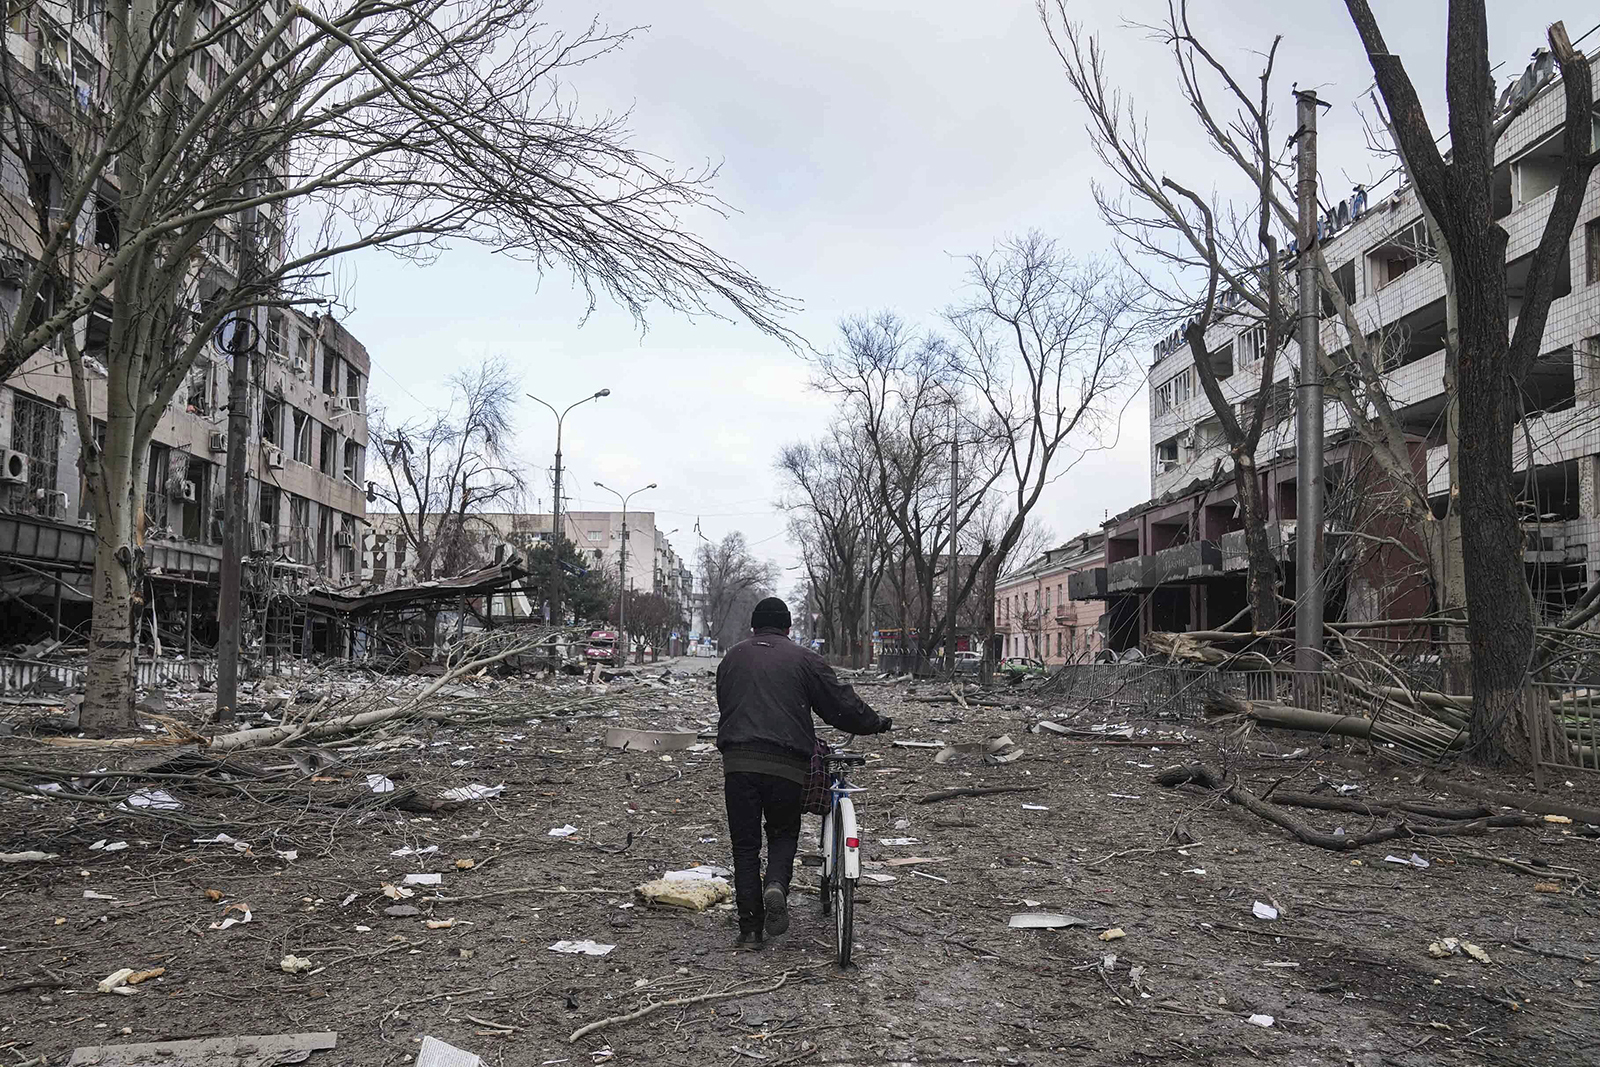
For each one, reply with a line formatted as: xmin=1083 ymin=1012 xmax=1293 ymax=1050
xmin=1071 ymin=47 xmax=1600 ymax=653
xmin=0 ymin=0 xmax=372 ymax=658
xmin=0 ymin=307 xmax=371 ymax=653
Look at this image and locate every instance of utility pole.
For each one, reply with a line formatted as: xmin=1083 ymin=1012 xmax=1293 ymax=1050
xmin=1294 ymin=88 xmax=1327 ymax=679
xmin=528 ymin=389 xmax=609 ymax=626
xmin=595 ymin=480 xmax=655 ymax=664
xmin=216 ymin=195 xmax=261 ymax=724
xmin=944 ymin=411 xmax=959 ymax=677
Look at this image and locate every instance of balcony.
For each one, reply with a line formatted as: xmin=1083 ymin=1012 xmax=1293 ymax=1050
xmin=1068 ymin=567 xmax=1108 ymax=601
xmin=1106 ymin=541 xmax=1224 ymax=593
xmin=1218 ymin=523 xmax=1289 ymax=570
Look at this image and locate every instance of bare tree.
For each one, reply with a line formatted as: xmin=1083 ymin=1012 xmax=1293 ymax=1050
xmin=0 ymin=0 xmax=791 ymax=731
xmin=696 ymin=531 xmax=777 ymax=650
xmin=809 ymin=312 xmax=1002 ymax=665
xmin=370 ymin=356 xmax=523 ymax=585
xmin=946 ymin=231 xmax=1141 ymax=673
xmin=777 ymin=421 xmax=894 ymax=667
xmin=1344 ymin=6 xmax=1596 ymax=765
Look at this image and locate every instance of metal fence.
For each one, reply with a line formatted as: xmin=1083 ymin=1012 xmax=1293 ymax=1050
xmin=0 ymin=653 xmax=216 ymax=694
xmin=1528 ymin=682 xmax=1600 ymax=774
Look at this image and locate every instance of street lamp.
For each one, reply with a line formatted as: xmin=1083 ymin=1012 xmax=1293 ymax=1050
xmin=594 ymin=480 xmax=656 ymax=660
xmin=527 ymin=388 xmax=609 ymax=626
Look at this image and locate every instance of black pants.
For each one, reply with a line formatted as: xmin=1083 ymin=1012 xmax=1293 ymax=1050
xmin=723 ymin=771 xmax=803 ymax=926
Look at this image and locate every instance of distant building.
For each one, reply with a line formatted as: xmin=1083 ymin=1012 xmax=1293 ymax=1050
xmin=995 ymin=532 xmax=1106 ymax=663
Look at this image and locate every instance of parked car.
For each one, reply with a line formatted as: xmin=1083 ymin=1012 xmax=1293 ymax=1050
xmin=999 ymin=656 xmax=1048 ymax=681
xmin=953 ymin=650 xmax=983 ymax=674
xmin=584 ymin=630 xmax=624 ymax=667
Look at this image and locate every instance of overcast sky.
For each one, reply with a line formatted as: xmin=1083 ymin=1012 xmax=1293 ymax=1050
xmin=345 ymin=0 xmax=1587 ymax=593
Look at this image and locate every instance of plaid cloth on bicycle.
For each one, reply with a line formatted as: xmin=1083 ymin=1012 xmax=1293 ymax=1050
xmin=802 ymin=737 xmax=831 ymax=815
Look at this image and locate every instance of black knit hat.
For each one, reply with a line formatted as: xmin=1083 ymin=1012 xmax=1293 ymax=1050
xmin=751 ymin=596 xmax=791 ymax=630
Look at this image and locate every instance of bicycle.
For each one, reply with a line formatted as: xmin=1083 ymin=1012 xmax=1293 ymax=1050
xmin=817 ymin=749 xmax=867 ymax=967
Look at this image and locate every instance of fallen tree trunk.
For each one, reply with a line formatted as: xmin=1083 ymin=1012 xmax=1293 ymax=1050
xmin=1204 ymin=691 xmax=1466 ymax=753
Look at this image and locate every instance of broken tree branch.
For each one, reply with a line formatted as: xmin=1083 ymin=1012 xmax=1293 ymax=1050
xmin=568 ymin=971 xmax=798 ymax=1044
xmin=916 ymin=785 xmax=1044 ymax=805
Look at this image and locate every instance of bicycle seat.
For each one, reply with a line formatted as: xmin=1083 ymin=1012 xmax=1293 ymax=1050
xmin=821 ymin=751 xmax=866 ymax=766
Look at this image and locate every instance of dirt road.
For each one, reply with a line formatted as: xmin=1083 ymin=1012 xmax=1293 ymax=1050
xmin=2 ymin=662 xmax=1598 ymax=1065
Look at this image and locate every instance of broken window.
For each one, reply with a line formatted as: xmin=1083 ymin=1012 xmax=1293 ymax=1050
xmin=345 ymin=365 xmax=363 ymax=409
xmin=295 ymin=331 xmax=311 ymax=372
xmin=1237 ymin=324 xmax=1268 ymax=364
xmin=319 ymin=425 xmax=335 ymax=476
xmin=258 ymin=484 xmax=281 ymax=550
xmin=292 ymin=409 xmax=310 ymax=464
xmin=1210 ymin=341 xmax=1234 ymax=381
xmin=342 ymin=440 xmax=363 ymax=483
xmin=321 ymin=346 xmax=338 ymax=395
xmin=266 ymin=309 xmax=283 ymax=359
xmin=180 ymin=455 xmax=209 ymax=541
xmin=262 ymin=395 xmax=282 ymax=446
xmin=289 ymin=494 xmax=311 ymax=561
xmin=1367 ymin=221 xmax=1434 ymax=292
xmin=93 ymin=192 xmax=118 ymax=249
xmin=145 ymin=442 xmax=171 ymax=533
xmin=11 ymin=392 xmax=60 ymax=516
xmin=340 ymin=514 xmax=357 ymax=575
xmin=316 ymin=505 xmax=332 ymax=567
xmin=185 ymin=360 xmax=214 ymax=415
xmin=1156 ymin=437 xmax=1179 ymax=472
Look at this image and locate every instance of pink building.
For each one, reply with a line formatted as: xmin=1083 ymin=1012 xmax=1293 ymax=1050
xmin=994 ymin=532 xmax=1106 ymax=664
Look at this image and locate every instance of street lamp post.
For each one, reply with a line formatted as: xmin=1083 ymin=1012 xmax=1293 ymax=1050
xmin=594 ymin=480 xmax=656 ymax=662
xmin=527 ymin=389 xmax=609 ymax=626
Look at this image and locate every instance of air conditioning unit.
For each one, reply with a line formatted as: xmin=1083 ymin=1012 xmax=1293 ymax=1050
xmin=265 ymin=445 xmax=285 ymax=470
xmin=209 ymin=431 xmax=227 ymax=453
xmin=334 ymin=531 xmax=353 ymax=548
xmin=0 ymin=448 xmax=29 ymax=484
xmin=291 ymin=356 xmax=309 ymax=378
xmin=180 ymin=480 xmax=197 ymax=503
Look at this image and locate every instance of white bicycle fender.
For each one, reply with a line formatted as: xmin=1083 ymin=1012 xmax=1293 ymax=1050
xmin=837 ymin=796 xmax=861 ymax=880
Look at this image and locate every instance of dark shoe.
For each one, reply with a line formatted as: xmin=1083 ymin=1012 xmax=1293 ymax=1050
xmin=763 ymin=884 xmax=789 ymax=936
xmin=735 ymin=923 xmax=765 ymax=950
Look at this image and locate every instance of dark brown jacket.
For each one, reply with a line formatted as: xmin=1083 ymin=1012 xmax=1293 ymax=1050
xmin=716 ymin=628 xmax=885 ymax=771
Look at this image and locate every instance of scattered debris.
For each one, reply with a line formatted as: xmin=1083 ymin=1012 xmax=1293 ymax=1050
xmin=0 ymin=850 xmax=58 ymax=862
xmin=604 ymin=727 xmax=698 ymax=752
xmin=1008 ymin=912 xmax=1086 ymax=929
xmin=548 ymin=825 xmax=581 ymax=837
xmin=635 ymin=878 xmax=732 ymax=911
xmin=280 ymin=954 xmax=313 ymax=974
xmin=208 ymin=903 xmax=252 ymax=930
xmin=664 ymin=865 xmax=732 ymax=881
xmin=97 ymin=968 xmax=138 ymax=995
xmin=1252 ymin=901 xmax=1279 ymax=921
xmin=440 ymin=783 xmax=505 ymax=803
xmin=416 ymin=1035 xmax=485 ymax=1067
xmin=934 ymin=735 xmax=1024 ymax=765
xmin=1246 ymin=1014 xmax=1275 ymax=1028
xmin=1429 ymin=938 xmax=1492 ymax=964
xmin=1384 ymin=852 xmax=1430 ymax=869
xmin=403 ymin=872 xmax=442 ymax=886
xmin=1099 ymin=928 xmax=1126 ymax=941
xmin=66 ymin=1032 xmax=337 ymax=1066
xmin=549 ymin=939 xmax=615 ymax=956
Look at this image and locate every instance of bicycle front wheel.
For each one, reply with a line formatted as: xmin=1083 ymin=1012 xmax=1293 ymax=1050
xmin=833 ymin=876 xmax=854 ymax=967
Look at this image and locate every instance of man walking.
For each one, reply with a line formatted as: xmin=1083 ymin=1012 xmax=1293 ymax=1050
xmin=716 ymin=597 xmax=891 ymax=947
